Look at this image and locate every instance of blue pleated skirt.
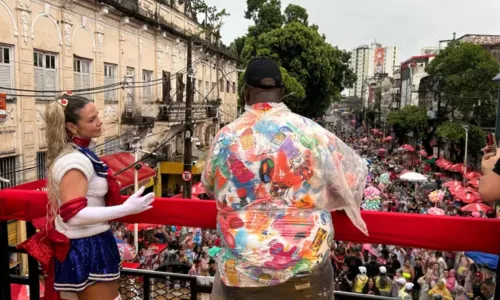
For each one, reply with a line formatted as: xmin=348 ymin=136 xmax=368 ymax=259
xmin=54 ymin=230 xmax=121 ymax=292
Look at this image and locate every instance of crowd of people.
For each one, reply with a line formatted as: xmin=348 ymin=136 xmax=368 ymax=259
xmin=112 ymin=114 xmax=496 ymax=300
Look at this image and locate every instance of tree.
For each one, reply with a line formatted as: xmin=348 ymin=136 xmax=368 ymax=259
xmin=193 ymin=1 xmax=230 ymax=41
xmin=229 ymin=36 xmax=247 ymax=58
xmin=241 ymin=21 xmax=355 ymax=117
xmin=284 ymin=4 xmax=308 ymax=26
xmin=245 ymin=0 xmax=283 ymax=37
xmin=387 ymin=105 xmax=429 ymax=143
xmin=436 ymin=121 xmax=485 ymax=161
xmin=426 ymin=42 xmax=500 ymax=124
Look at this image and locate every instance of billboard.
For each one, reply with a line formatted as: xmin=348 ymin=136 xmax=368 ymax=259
xmin=374 ymin=48 xmax=385 ymax=74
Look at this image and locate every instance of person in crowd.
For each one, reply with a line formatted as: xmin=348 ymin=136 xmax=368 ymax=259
xmin=402 ymin=259 xmax=416 ymax=282
xmin=19 ymin=93 xmax=154 ymax=300
xmin=354 ymin=266 xmax=369 ymax=293
xmin=392 ymin=277 xmax=407 ymax=297
xmin=189 ymin=259 xmax=202 ymax=276
xmin=403 ymin=282 xmax=415 ymax=299
xmin=203 ymin=57 xmax=367 ymax=300
xmin=362 ymin=277 xmax=381 ymax=295
xmin=417 ymin=273 xmax=434 ymax=300
xmin=445 ymin=269 xmax=458 ymax=294
xmin=365 ymin=255 xmax=381 ymax=278
xmin=375 ymin=266 xmax=392 ymax=296
xmin=428 ymin=280 xmax=453 ymax=300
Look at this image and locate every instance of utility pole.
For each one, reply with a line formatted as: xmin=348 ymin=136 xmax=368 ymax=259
xmin=183 ymin=36 xmax=193 ymax=199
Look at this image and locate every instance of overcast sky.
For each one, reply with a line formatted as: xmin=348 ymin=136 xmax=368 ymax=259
xmin=205 ymin=0 xmax=500 ymax=61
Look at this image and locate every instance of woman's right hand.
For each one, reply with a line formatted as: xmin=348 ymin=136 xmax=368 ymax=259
xmin=122 ymin=186 xmax=155 ymax=214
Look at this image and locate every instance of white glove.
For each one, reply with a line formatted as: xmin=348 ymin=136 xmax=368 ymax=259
xmin=66 ymin=186 xmax=155 ymax=226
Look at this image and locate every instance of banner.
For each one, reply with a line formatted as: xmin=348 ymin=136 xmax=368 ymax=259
xmin=374 ymin=48 xmax=385 ymax=74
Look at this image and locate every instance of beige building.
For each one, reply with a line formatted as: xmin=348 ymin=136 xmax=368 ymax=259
xmin=0 ymin=0 xmax=240 ymax=189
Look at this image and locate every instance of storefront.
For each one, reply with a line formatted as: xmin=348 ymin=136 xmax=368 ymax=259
xmin=156 ymin=162 xmax=204 ymax=196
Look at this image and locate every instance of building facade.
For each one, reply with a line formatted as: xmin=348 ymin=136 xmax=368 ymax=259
xmin=348 ymin=43 xmax=398 ymax=99
xmin=399 ymin=55 xmax=435 ymax=108
xmin=0 ymin=0 xmax=239 ymax=189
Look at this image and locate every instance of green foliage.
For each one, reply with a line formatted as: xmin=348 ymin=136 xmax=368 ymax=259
xmin=284 ymin=4 xmax=308 ymax=26
xmin=426 ymin=42 xmax=500 ymax=122
xmin=436 ymin=121 xmax=485 ymax=153
xmin=241 ymin=22 xmax=355 ymax=117
xmin=234 ymin=3 xmax=355 ymax=117
xmin=387 ymin=105 xmax=428 ymax=130
xmin=279 ymin=67 xmax=306 ymax=112
xmin=229 ymin=36 xmax=247 ymax=58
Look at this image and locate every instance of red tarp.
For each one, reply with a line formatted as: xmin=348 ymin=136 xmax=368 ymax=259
xmin=1 ymin=190 xmax=499 ymax=254
xmin=100 ymin=152 xmax=156 ymax=190
xmin=6 ymin=152 xmax=156 ymax=191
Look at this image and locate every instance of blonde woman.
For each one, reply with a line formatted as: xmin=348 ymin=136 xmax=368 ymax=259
xmin=27 ymin=93 xmax=154 ymax=300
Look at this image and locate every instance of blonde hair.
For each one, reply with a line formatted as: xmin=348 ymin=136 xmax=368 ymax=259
xmin=45 ymin=94 xmax=90 ymax=220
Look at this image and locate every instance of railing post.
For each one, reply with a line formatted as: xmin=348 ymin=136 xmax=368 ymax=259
xmin=143 ymin=274 xmax=150 ymax=299
xmin=26 ymin=222 xmax=40 ymax=300
xmin=190 ymin=276 xmax=197 ymax=300
xmin=0 ymin=221 xmax=11 ymax=300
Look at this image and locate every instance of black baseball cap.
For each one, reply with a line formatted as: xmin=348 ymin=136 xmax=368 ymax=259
xmin=244 ymin=57 xmax=284 ymax=89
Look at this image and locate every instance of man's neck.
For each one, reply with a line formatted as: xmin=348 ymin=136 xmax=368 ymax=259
xmin=246 ymin=100 xmax=279 ymax=106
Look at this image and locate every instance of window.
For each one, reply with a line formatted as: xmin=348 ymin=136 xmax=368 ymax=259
xmin=0 ymin=46 xmax=13 ymax=95
xmin=104 ymin=64 xmax=117 ymax=102
xmin=197 ymin=80 xmax=203 ymax=102
xmin=73 ymin=57 xmax=92 ymax=95
xmin=211 ymin=82 xmax=217 ymax=98
xmin=34 ymin=51 xmax=57 ymax=99
xmin=36 ymin=152 xmax=46 ymax=180
xmin=205 ymin=81 xmax=209 ymax=98
xmin=104 ymin=137 xmax=121 ymax=155
xmin=226 ymin=80 xmax=230 ymax=93
xmin=176 ymin=73 xmax=184 ymax=102
xmin=0 ymin=155 xmax=17 ymax=189
xmin=219 ymin=79 xmax=224 ymax=92
xmin=162 ymin=71 xmax=171 ymax=103
xmin=233 ymin=82 xmax=236 ymax=94
xmin=142 ymin=70 xmax=153 ymax=103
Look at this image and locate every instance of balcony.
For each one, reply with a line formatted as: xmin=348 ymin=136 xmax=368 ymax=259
xmin=0 ymin=189 xmax=499 ymax=300
xmin=156 ymin=102 xmax=213 ymax=123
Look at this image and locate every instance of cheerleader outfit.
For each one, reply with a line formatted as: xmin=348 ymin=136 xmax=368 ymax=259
xmin=51 ymin=146 xmax=121 ymax=292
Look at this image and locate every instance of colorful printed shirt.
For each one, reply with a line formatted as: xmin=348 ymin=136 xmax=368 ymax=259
xmin=202 ymin=102 xmax=368 ymax=288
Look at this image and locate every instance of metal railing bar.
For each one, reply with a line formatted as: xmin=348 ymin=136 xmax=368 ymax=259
xmin=9 ymin=274 xmax=30 ymax=285
xmin=333 ymin=291 xmax=395 ymax=300
xmin=8 ymin=245 xmax=26 ymax=254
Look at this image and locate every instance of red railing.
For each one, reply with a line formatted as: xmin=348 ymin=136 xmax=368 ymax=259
xmin=0 ymin=189 xmax=499 ymax=254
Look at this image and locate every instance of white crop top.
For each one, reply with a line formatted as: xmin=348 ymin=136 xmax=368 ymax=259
xmin=53 ymin=151 xmax=110 ymax=239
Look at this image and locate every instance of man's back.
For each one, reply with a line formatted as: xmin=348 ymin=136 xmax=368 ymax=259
xmin=202 ymin=102 xmax=367 ymax=288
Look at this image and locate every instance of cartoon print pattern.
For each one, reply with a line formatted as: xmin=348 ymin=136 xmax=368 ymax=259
xmin=202 ymin=102 xmax=368 ymax=287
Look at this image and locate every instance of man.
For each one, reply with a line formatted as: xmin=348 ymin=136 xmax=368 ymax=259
xmin=202 ymin=57 xmax=368 ymax=299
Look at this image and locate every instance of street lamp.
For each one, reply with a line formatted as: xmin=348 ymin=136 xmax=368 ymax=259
xmin=492 ymin=72 xmax=500 ymax=140
xmin=462 ymin=125 xmax=469 ymax=177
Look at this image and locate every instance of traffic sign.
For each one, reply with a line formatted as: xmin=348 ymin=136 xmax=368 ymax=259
xmin=182 ymin=170 xmax=192 ymax=182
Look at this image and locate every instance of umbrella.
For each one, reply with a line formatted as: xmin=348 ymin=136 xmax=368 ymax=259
xmin=468 ymin=178 xmax=480 ymax=188
xmin=400 ymin=172 xmax=428 ymax=183
xmin=402 ymin=144 xmax=415 ymax=152
xmin=419 ymin=150 xmax=427 ymax=157
xmin=440 ymin=161 xmax=454 ymax=170
xmin=421 ymin=183 xmax=437 ymax=190
xmin=427 ymin=207 xmax=445 ymax=215
xmin=363 ymin=158 xmax=372 ymax=165
xmin=464 ymin=171 xmax=482 ymax=180
xmin=455 ymin=190 xmax=482 ymax=203
xmin=117 ymin=243 xmax=137 ymax=261
xmin=443 ymin=181 xmax=462 ymax=188
xmin=126 ymin=223 xmax=158 ymax=231
xmin=364 ymin=186 xmax=381 ymax=198
xmin=461 ymin=203 xmax=493 ymax=213
xmin=448 ymin=184 xmax=466 ymax=195
xmin=383 ymin=136 xmax=393 ymax=142
xmin=191 ymin=182 xmax=206 ymax=195
xmin=379 ymin=173 xmax=390 ymax=184
xmin=464 ymin=252 xmax=499 ymax=270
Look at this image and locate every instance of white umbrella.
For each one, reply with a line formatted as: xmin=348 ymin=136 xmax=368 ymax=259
xmin=400 ymin=172 xmax=428 ymax=183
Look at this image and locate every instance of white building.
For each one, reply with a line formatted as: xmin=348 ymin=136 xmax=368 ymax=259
xmin=348 ymin=43 xmax=398 ymax=98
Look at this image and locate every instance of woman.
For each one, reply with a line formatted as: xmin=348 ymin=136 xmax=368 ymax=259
xmin=402 ymin=259 xmax=416 ymax=282
xmin=362 ymin=277 xmax=381 ymax=295
xmin=34 ymin=94 xmax=154 ymax=299
xmin=456 ymin=255 xmax=470 ymax=284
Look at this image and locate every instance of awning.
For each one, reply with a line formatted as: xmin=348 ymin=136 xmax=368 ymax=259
xmin=8 ymin=152 xmax=156 ymax=191
xmin=101 ymin=152 xmax=156 ymax=190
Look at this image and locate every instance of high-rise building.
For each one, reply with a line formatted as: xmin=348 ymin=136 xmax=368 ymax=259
xmin=348 ymin=45 xmax=371 ymax=98
xmin=348 ymin=43 xmax=398 ymax=99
